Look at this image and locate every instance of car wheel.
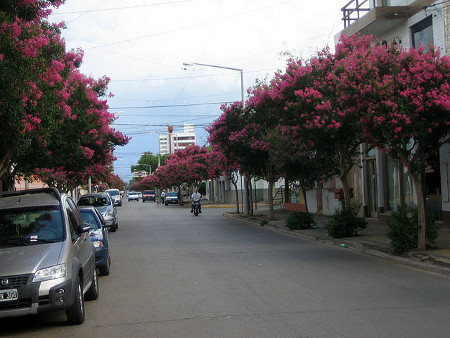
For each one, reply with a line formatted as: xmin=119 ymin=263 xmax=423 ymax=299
xmin=99 ymin=255 xmax=111 ymax=276
xmin=66 ymin=278 xmax=85 ymax=325
xmin=85 ymin=268 xmax=99 ymax=301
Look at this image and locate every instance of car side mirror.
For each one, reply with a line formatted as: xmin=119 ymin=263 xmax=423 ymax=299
xmin=78 ymin=223 xmax=91 ymax=233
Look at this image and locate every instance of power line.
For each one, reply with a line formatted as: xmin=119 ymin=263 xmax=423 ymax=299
xmin=90 ymin=0 xmax=295 ymax=48
xmin=53 ymin=0 xmax=190 ymax=15
xmin=109 ymin=101 xmax=233 ymax=110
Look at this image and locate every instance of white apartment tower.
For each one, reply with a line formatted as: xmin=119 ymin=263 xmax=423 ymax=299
xmin=159 ymin=123 xmax=196 ymax=155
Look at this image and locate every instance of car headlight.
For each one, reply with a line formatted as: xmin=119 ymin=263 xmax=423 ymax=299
xmin=92 ymin=240 xmax=104 ymax=248
xmin=106 ymin=210 xmax=114 ymax=217
xmin=33 ymin=264 xmax=66 ymax=282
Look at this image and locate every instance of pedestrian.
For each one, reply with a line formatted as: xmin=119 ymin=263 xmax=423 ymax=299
xmin=160 ymin=190 xmax=165 ymax=205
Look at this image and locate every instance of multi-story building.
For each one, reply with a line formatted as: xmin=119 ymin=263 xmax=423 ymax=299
xmin=334 ymin=0 xmax=449 ymax=225
xmin=159 ymin=123 xmax=197 ymax=155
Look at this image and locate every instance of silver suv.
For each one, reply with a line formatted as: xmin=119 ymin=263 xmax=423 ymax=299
xmin=0 ymin=188 xmax=99 ymax=325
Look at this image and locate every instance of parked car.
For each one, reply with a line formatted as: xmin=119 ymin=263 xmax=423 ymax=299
xmin=142 ymin=190 xmax=156 ymax=202
xmin=78 ymin=206 xmax=111 ymax=276
xmin=0 ymin=188 xmax=99 ymax=325
xmin=105 ymin=188 xmax=121 ymax=207
xmin=77 ymin=193 xmax=118 ymax=232
xmin=138 ymin=192 xmax=143 ymax=200
xmin=128 ymin=191 xmax=139 ymax=202
xmin=165 ymin=192 xmax=180 ymax=205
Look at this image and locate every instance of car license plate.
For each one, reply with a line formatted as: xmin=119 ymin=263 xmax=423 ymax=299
xmin=0 ymin=289 xmax=18 ymax=301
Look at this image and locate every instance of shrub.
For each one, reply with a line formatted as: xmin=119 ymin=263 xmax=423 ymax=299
xmin=285 ymin=211 xmax=314 ymax=230
xmin=326 ymin=203 xmax=367 ymax=238
xmin=387 ymin=206 xmax=439 ymax=255
xmin=260 ymin=219 xmax=268 ymax=226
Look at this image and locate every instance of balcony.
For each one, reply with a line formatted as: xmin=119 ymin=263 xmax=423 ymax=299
xmin=341 ymin=0 xmax=436 ymax=36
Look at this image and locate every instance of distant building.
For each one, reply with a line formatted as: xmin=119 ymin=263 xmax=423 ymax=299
xmin=159 ymin=123 xmax=196 ymax=155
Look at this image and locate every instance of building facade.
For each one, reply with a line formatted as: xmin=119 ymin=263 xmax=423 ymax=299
xmin=159 ymin=123 xmax=196 ymax=155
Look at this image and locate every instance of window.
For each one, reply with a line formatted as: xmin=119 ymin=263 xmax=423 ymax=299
xmin=411 ymin=16 xmax=433 ymax=51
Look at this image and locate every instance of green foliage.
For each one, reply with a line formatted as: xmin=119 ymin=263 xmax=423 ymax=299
xmin=387 ymin=206 xmax=439 ymax=255
xmin=326 ymin=203 xmax=367 ymax=238
xmin=198 ymin=181 xmax=206 ymax=196
xmin=285 ymin=211 xmax=314 ymax=230
xmin=260 ymin=219 xmax=268 ymax=227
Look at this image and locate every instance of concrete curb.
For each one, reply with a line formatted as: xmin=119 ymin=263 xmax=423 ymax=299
xmin=223 ymin=213 xmax=450 ymax=277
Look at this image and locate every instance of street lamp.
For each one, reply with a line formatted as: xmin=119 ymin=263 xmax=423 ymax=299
xmin=183 ymin=62 xmax=249 ymax=214
xmin=182 ymin=62 xmax=245 ymax=109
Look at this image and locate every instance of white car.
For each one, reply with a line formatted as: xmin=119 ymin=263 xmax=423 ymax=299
xmin=105 ymin=188 xmax=122 ymax=207
xmin=128 ymin=191 xmax=139 ymax=202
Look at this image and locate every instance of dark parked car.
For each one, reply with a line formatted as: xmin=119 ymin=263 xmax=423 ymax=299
xmin=142 ymin=190 xmax=156 ymax=202
xmin=0 ymin=188 xmax=98 ymax=325
xmin=164 ymin=192 xmax=180 ymax=205
xmin=78 ymin=206 xmax=111 ymax=276
xmin=77 ymin=193 xmax=118 ymax=232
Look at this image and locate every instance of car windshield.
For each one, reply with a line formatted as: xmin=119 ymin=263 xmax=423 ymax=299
xmin=129 ymin=192 xmax=138 ymax=195
xmin=144 ymin=191 xmax=154 ymax=194
xmin=0 ymin=207 xmax=64 ymax=246
xmin=106 ymin=190 xmax=119 ymax=196
xmin=78 ymin=195 xmax=110 ymax=207
xmin=79 ymin=210 xmax=101 ymax=230
xmin=167 ymin=192 xmax=178 ymax=197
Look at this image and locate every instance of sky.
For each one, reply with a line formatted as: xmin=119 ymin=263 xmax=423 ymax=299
xmin=48 ymin=0 xmax=349 ymax=182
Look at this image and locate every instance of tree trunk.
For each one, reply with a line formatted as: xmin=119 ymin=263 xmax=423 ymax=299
xmin=246 ymin=174 xmax=254 ymax=215
xmin=411 ymin=172 xmax=426 ymax=250
xmin=302 ymin=187 xmax=309 ymax=213
xmin=0 ymin=150 xmax=13 ymax=191
xmin=231 ymin=179 xmax=239 ymax=214
xmin=284 ymin=179 xmax=290 ymax=203
xmin=340 ymin=172 xmax=351 ymax=208
xmin=268 ymin=179 xmax=274 ymax=221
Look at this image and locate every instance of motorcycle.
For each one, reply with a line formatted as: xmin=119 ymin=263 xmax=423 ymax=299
xmin=192 ymin=201 xmax=201 ymax=216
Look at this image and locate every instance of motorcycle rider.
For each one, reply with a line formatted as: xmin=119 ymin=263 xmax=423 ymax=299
xmin=190 ymin=188 xmax=202 ymax=213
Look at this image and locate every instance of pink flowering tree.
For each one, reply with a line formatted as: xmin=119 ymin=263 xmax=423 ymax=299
xmin=208 ymin=102 xmax=270 ymax=216
xmin=0 ymin=0 xmax=129 ymax=191
xmin=266 ymin=35 xmax=393 ymax=208
xmin=136 ymin=174 xmax=160 ymax=191
xmin=0 ymin=0 xmax=68 ymax=189
xmin=356 ymin=42 xmax=450 ymax=250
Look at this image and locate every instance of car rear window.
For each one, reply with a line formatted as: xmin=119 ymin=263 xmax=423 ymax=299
xmin=78 ymin=196 xmax=111 ymax=207
xmin=106 ymin=190 xmax=119 ymax=196
xmin=79 ymin=210 xmax=102 ymax=230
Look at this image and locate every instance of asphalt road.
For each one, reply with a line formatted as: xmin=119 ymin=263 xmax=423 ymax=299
xmin=2 ymin=199 xmax=450 ymax=337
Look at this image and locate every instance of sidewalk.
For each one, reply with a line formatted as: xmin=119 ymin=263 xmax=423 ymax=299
xmin=220 ymin=206 xmax=450 ymax=277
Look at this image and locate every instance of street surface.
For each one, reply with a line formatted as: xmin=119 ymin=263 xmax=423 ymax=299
xmin=2 ymin=200 xmax=450 ymax=337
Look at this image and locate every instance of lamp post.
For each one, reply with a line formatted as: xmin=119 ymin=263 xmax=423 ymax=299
xmin=182 ymin=63 xmax=245 ymax=109
xmin=183 ymin=62 xmax=249 ymax=214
